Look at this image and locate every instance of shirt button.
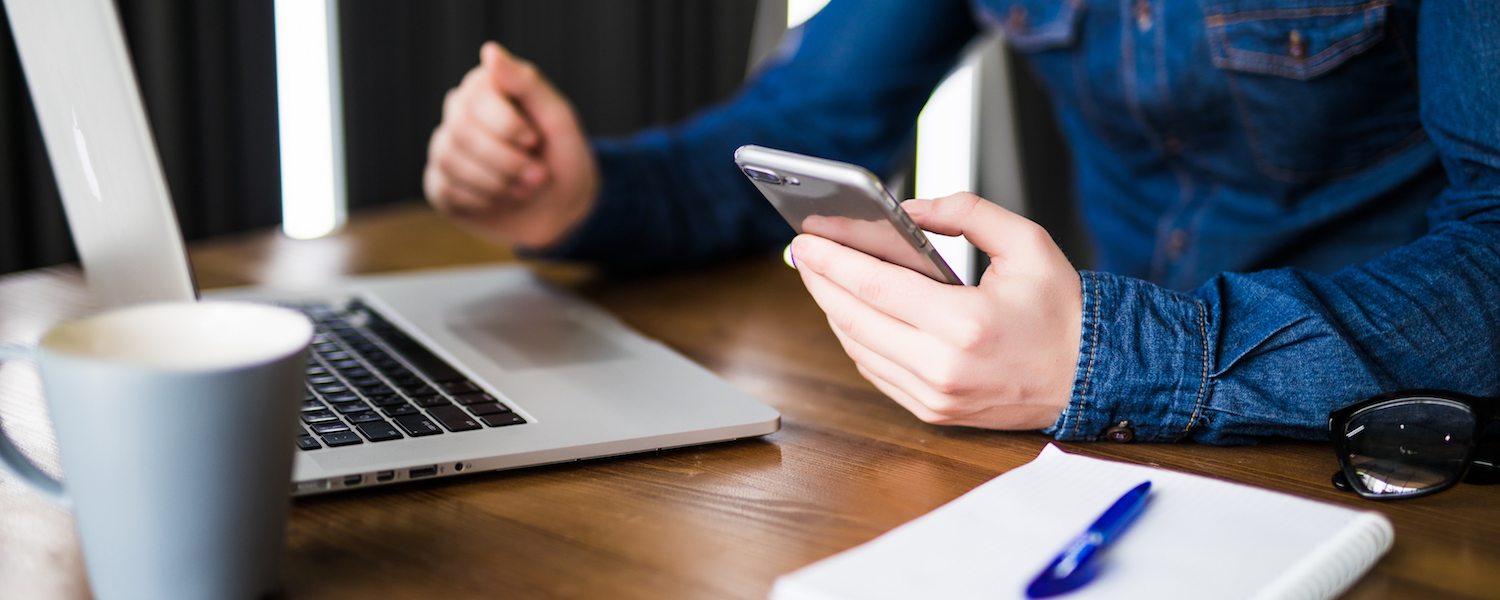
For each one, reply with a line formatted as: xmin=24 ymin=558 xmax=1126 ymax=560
xmin=1288 ymin=30 xmax=1307 ymax=60
xmin=1134 ymin=0 xmax=1153 ymax=32
xmin=1105 ymin=421 xmax=1136 ymax=443
xmin=1163 ymin=135 xmax=1183 ymax=156
xmin=1008 ymin=5 xmax=1029 ymax=31
xmin=1166 ymin=230 xmax=1187 ymax=259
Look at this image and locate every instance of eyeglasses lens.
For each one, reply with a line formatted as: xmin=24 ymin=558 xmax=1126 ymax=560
xmin=1342 ymin=398 xmax=1474 ymax=497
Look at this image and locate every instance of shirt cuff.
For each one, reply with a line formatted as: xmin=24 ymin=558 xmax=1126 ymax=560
xmin=1044 ymin=271 xmax=1214 ymax=442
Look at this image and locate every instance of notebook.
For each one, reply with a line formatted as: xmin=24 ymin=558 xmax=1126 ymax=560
xmin=772 ymin=444 xmax=1394 ymax=600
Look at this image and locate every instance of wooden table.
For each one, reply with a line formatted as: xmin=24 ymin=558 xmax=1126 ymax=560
xmin=1 ymin=203 xmax=1496 ymax=599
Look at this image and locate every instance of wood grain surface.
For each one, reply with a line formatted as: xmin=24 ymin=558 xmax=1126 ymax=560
xmin=1 ymin=203 xmax=1495 ymax=599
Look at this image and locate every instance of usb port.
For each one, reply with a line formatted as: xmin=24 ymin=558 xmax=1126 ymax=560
xmin=408 ymin=465 xmax=438 ymax=479
xmin=296 ymin=479 xmax=330 ymax=493
xmin=343 ymin=475 xmax=362 ymax=486
xmin=375 ymin=470 xmax=395 ymax=482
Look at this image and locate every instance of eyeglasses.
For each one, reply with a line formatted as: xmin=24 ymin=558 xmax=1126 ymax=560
xmin=1328 ymin=389 xmax=1500 ymax=500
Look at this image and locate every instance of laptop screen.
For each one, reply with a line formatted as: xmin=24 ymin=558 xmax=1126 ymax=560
xmin=4 ymin=0 xmax=196 ymax=306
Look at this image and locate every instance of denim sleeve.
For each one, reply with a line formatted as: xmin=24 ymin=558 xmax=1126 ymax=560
xmin=532 ymin=0 xmax=979 ymax=273
xmin=1049 ymin=0 xmax=1500 ymax=445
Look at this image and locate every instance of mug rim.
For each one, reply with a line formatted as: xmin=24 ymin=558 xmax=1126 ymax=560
xmin=38 ymin=300 xmax=313 ymax=373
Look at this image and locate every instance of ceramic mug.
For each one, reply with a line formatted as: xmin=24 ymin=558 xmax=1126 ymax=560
xmin=0 ymin=301 xmax=312 ymax=599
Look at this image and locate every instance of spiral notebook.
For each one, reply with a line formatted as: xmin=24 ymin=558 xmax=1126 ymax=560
xmin=772 ymin=444 xmax=1394 ymax=600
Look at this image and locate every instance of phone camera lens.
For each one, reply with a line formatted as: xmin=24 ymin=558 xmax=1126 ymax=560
xmin=742 ymin=166 xmax=783 ymax=185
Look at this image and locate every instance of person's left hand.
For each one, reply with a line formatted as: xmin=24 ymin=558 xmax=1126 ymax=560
xmin=790 ymin=192 xmax=1082 ymax=430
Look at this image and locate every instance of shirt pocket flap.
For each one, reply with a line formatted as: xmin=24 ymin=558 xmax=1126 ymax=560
xmin=987 ymin=0 xmax=1085 ymax=52
xmin=1204 ymin=0 xmax=1391 ymax=80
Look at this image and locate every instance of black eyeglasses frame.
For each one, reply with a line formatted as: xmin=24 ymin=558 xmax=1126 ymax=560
xmin=1328 ymin=389 xmax=1500 ymax=500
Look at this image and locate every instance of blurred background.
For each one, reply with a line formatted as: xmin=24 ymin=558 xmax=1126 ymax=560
xmin=0 ymin=0 xmax=1079 ymax=278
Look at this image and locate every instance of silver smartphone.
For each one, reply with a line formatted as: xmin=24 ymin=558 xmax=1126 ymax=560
xmin=734 ymin=145 xmax=964 ymax=285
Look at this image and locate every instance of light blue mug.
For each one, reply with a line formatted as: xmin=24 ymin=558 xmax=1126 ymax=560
xmin=0 ymin=301 xmax=311 ymax=600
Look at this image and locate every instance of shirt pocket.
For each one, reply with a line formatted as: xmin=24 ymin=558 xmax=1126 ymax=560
xmin=978 ymin=0 xmax=1085 ymax=52
xmin=1203 ymin=0 xmax=1423 ymax=183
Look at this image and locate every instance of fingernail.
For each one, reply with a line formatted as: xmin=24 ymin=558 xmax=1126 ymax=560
xmin=790 ymin=237 xmax=816 ymax=270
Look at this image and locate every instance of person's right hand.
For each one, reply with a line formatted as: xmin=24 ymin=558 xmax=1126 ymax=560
xmin=424 ymin=41 xmax=598 ymax=250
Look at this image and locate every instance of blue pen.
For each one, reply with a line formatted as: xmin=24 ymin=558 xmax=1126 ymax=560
xmin=1025 ymin=481 xmax=1153 ymax=598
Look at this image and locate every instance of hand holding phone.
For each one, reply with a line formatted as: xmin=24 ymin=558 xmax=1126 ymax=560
xmin=734 ymin=145 xmax=964 ymax=285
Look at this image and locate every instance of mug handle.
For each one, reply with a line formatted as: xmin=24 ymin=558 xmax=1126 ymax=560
xmin=0 ymin=343 xmax=68 ymax=507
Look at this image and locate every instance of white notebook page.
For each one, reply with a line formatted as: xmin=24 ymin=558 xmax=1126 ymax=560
xmin=772 ymin=444 xmax=1393 ymax=600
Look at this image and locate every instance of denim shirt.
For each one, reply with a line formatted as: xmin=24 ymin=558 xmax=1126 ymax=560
xmin=541 ymin=0 xmax=1500 ymax=444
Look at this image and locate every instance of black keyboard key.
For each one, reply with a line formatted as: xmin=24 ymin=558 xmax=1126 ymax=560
xmin=452 ymin=392 xmax=497 ymax=406
xmin=322 ymin=393 xmax=361 ymax=405
xmin=478 ymin=413 xmax=526 ymax=428
xmin=335 ymin=402 xmax=373 ymax=415
xmin=441 ymin=380 xmax=479 ymax=395
xmin=401 ymin=385 xmax=436 ymax=398
xmin=307 ymin=375 xmax=340 ymax=386
xmin=296 ymin=435 xmax=322 ymax=451
xmin=392 ymin=375 xmax=424 ymax=387
xmin=382 ymin=403 xmax=420 ymax=417
xmin=393 ymin=414 xmax=443 ymax=437
xmin=330 ymin=360 xmax=361 ymax=371
xmin=311 ymin=422 xmax=350 ymax=435
xmin=343 ymin=370 xmax=375 ymax=382
xmin=370 ymin=360 xmax=403 ymax=373
xmin=321 ymin=351 xmax=352 ymax=361
xmin=301 ymin=400 xmax=326 ymax=412
xmin=349 ymin=343 xmax=380 ymax=355
xmin=355 ymin=421 xmax=403 ymax=442
xmin=466 ymin=402 xmax=511 ymax=416
xmin=357 ymin=383 xmax=395 ymax=397
xmin=346 ymin=411 xmax=385 ymax=424
xmin=347 ymin=376 xmax=383 ymax=388
xmin=370 ymin=358 xmax=405 ymax=371
xmin=367 ymin=394 xmax=405 ymax=407
xmin=427 ymin=405 xmax=482 ymax=432
xmin=412 ymin=395 xmax=451 ymax=408
xmin=302 ymin=410 xmax=339 ymax=424
xmin=322 ymin=431 xmax=363 ymax=447
xmin=313 ymin=383 xmax=350 ymax=395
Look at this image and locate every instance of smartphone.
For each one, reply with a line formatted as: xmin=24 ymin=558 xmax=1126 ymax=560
xmin=734 ymin=145 xmax=964 ymax=285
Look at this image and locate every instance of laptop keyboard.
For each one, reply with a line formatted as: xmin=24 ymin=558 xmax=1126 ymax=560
xmin=285 ymin=300 xmax=525 ymax=451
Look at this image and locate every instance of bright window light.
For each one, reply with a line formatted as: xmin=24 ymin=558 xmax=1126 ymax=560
xmin=274 ymin=0 xmax=346 ymax=240
xmin=915 ymin=60 xmax=980 ymax=284
xmin=787 ymin=0 xmax=830 ymax=28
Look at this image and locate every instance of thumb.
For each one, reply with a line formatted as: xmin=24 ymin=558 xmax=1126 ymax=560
xmin=903 ymin=193 xmax=1051 ymax=263
xmin=479 ymin=41 xmax=572 ymax=131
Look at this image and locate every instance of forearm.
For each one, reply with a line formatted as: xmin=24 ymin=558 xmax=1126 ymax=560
xmin=1050 ymin=208 xmax=1500 ymax=445
xmin=536 ymin=0 xmax=979 ymax=272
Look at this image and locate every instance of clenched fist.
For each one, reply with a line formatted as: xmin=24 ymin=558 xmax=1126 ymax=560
xmin=424 ymin=42 xmax=598 ymax=250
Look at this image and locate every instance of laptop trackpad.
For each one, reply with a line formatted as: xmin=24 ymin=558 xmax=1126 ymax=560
xmin=446 ymin=295 xmax=627 ymax=370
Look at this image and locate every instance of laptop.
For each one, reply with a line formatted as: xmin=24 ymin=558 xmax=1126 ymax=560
xmin=3 ymin=0 xmax=780 ymax=495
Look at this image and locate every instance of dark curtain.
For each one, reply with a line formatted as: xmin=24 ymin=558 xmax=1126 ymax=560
xmin=0 ymin=0 xmax=758 ymax=274
xmin=0 ymin=1 xmax=280 ymax=275
xmin=339 ymin=0 xmax=759 ymax=209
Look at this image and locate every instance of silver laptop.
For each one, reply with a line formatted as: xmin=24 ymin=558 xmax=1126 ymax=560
xmin=4 ymin=0 xmax=779 ymax=495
